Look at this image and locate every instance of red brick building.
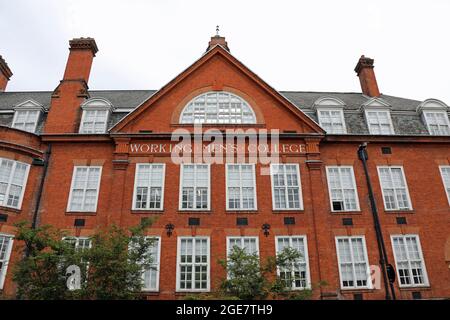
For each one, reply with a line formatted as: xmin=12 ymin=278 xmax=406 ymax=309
xmin=0 ymin=35 xmax=449 ymax=300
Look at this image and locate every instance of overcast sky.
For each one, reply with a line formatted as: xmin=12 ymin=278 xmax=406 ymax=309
xmin=1 ymin=0 xmax=449 ymax=103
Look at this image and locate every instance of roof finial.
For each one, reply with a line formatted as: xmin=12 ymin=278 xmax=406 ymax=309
xmin=216 ymin=25 xmax=220 ymax=36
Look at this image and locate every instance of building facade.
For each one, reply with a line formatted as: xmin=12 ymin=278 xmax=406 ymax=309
xmin=0 ymin=35 xmax=449 ymax=300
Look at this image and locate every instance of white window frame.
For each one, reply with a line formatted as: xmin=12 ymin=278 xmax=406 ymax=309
xmin=390 ymin=234 xmax=429 ymax=288
xmin=178 ymin=164 xmax=211 ymax=211
xmin=439 ymin=166 xmax=450 ymax=205
xmin=275 ymin=236 xmax=311 ymax=290
xmin=67 ymin=166 xmax=103 ymax=212
xmin=270 ymin=163 xmax=303 ymax=210
xmin=132 ymin=163 xmax=166 ymax=211
xmin=176 ymin=236 xmax=210 ymax=292
xmin=62 ymin=236 xmax=92 ymax=250
xmin=0 ymin=157 xmax=31 ymax=210
xmin=377 ymin=166 xmax=413 ymax=211
xmin=11 ymin=109 xmax=41 ymax=133
xmin=326 ymin=166 xmax=360 ymax=212
xmin=225 ymin=164 xmax=258 ymax=211
xmin=226 ymin=236 xmax=260 ymax=256
xmin=141 ymin=236 xmax=161 ymax=292
xmin=317 ymin=108 xmax=347 ymax=134
xmin=364 ymin=109 xmax=395 ymax=135
xmin=423 ymin=111 xmax=450 ymax=135
xmin=79 ymin=109 xmax=110 ymax=134
xmin=0 ymin=233 xmax=14 ymax=290
xmin=335 ymin=236 xmax=372 ymax=290
xmin=179 ymin=91 xmax=256 ymax=124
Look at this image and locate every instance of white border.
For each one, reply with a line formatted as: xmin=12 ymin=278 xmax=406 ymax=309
xmin=132 ymin=163 xmax=166 ymax=211
xmin=317 ymin=107 xmax=347 ymax=134
xmin=274 ymin=235 xmax=311 ymax=290
xmin=364 ymin=108 xmax=395 ymax=135
xmin=175 ymin=236 xmax=210 ymax=292
xmin=0 ymin=157 xmax=31 ymax=210
xmin=376 ymin=166 xmax=413 ymax=211
xmin=390 ymin=234 xmax=430 ymax=288
xmin=335 ymin=235 xmax=373 ymax=290
xmin=178 ymin=164 xmax=211 ymax=211
xmin=439 ymin=166 xmax=450 ymax=206
xmin=0 ymin=233 xmax=14 ymax=290
xmin=325 ymin=165 xmax=360 ymax=212
xmin=270 ymin=163 xmax=303 ymax=210
xmin=66 ymin=166 xmax=103 ymax=212
xmin=141 ymin=236 xmax=162 ymax=292
xmin=422 ymin=110 xmax=450 ymax=135
xmin=225 ymin=163 xmax=258 ymax=211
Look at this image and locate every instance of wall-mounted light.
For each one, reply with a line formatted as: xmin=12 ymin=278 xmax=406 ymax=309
xmin=165 ymin=223 xmax=174 ymax=237
xmin=262 ymin=223 xmax=271 ymax=237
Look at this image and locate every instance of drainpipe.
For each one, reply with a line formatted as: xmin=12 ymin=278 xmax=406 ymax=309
xmin=31 ymin=143 xmax=52 ymax=230
xmin=357 ymin=143 xmax=396 ymax=300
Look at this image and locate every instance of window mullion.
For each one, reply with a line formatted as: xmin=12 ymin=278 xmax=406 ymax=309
xmin=147 ymin=165 xmax=153 ymax=210
xmin=388 ymin=168 xmax=399 ymax=209
xmin=337 ymin=168 xmax=344 ymax=210
xmin=348 ymin=239 xmax=357 ymax=288
xmin=283 ymin=169 xmax=289 ymax=209
xmin=4 ymin=161 xmax=15 ymax=204
xmin=193 ymin=166 xmax=197 ymax=209
xmin=403 ymin=237 xmax=414 ymax=284
xmin=239 ymin=166 xmax=243 ymax=208
xmin=81 ymin=168 xmax=90 ymax=211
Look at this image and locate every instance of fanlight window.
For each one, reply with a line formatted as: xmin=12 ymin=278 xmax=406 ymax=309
xmin=180 ymin=91 xmax=256 ymax=124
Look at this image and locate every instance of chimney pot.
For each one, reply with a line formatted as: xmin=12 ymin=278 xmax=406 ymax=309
xmin=0 ymin=55 xmax=13 ymax=92
xmin=354 ymin=55 xmax=380 ymax=97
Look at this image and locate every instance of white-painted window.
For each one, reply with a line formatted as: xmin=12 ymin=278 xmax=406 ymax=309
xmin=377 ymin=166 xmax=412 ymax=211
xmin=0 ymin=158 xmax=30 ymax=209
xmin=79 ymin=110 xmax=109 ymax=134
xmin=439 ymin=166 xmax=450 ymax=205
xmin=0 ymin=234 xmax=14 ymax=290
xmin=64 ymin=237 xmax=92 ymax=251
xmin=326 ymin=166 xmax=360 ymax=212
xmin=423 ymin=111 xmax=450 ymax=135
xmin=179 ymin=164 xmax=210 ymax=210
xmin=12 ymin=110 xmax=40 ymax=133
xmin=180 ymin=91 xmax=256 ymax=124
xmin=142 ymin=237 xmax=161 ymax=292
xmin=226 ymin=164 xmax=257 ymax=210
xmin=335 ymin=236 xmax=371 ymax=289
xmin=67 ymin=166 xmax=102 ymax=212
xmin=318 ymin=109 xmax=346 ymax=134
xmin=365 ymin=110 xmax=394 ymax=134
xmin=176 ymin=237 xmax=210 ymax=291
xmin=270 ymin=164 xmax=302 ymax=210
xmin=391 ymin=235 xmax=429 ymax=287
xmin=133 ymin=164 xmax=165 ymax=210
xmin=227 ymin=237 xmax=259 ymax=256
xmin=275 ymin=236 xmax=310 ymax=289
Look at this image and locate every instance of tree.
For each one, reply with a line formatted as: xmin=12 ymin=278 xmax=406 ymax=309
xmin=12 ymin=219 xmax=156 ymax=300
xmin=214 ymin=246 xmax=322 ymax=300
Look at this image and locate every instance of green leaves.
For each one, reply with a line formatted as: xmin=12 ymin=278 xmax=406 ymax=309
xmin=12 ymin=220 xmax=156 ymax=300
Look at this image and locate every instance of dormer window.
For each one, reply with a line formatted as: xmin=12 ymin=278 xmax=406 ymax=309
xmin=417 ymin=99 xmax=450 ymax=135
xmin=79 ymin=98 xmax=113 ymax=134
xmin=180 ymin=91 xmax=256 ymax=124
xmin=313 ymin=97 xmax=347 ymax=134
xmin=12 ymin=100 xmax=44 ymax=133
xmin=362 ymin=97 xmax=394 ymax=135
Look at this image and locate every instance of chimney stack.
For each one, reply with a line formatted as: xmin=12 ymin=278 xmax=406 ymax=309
xmin=0 ymin=55 xmax=13 ymax=92
xmin=44 ymin=37 xmax=98 ymax=133
xmin=354 ymin=55 xmax=380 ymax=97
xmin=63 ymin=37 xmax=98 ymax=83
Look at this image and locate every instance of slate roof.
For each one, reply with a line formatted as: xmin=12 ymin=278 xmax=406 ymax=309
xmin=0 ymin=89 xmax=444 ymax=136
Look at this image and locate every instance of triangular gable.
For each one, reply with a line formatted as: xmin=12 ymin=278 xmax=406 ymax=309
xmin=361 ymin=96 xmax=392 ymax=109
xmin=111 ymin=45 xmax=324 ymax=134
xmin=13 ymin=99 xmax=45 ymax=110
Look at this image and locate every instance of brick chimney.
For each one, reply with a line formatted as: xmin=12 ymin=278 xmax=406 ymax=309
xmin=44 ymin=37 xmax=98 ymax=133
xmin=63 ymin=37 xmax=98 ymax=82
xmin=354 ymin=55 xmax=380 ymax=97
xmin=0 ymin=55 xmax=13 ymax=92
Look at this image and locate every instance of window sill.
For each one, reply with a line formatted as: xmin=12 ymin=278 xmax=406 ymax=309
xmin=339 ymin=288 xmax=375 ymax=293
xmin=177 ymin=210 xmax=211 ymax=214
xmin=330 ymin=211 xmax=362 ymax=215
xmin=0 ymin=206 xmax=21 ymax=214
xmin=174 ymin=291 xmax=211 ymax=295
xmin=384 ymin=210 xmax=415 ymax=214
xmin=272 ymin=210 xmax=304 ymax=214
xmin=65 ymin=211 xmax=97 ymax=216
xmin=226 ymin=210 xmax=259 ymax=214
xmin=131 ymin=210 xmax=164 ymax=214
xmin=398 ymin=286 xmax=431 ymax=291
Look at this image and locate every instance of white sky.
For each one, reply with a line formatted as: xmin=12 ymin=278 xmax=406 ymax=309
xmin=1 ymin=0 xmax=449 ymax=103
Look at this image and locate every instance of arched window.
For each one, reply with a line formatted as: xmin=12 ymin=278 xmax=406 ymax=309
xmin=79 ymin=98 xmax=113 ymax=134
xmin=179 ymin=91 xmax=256 ymax=124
